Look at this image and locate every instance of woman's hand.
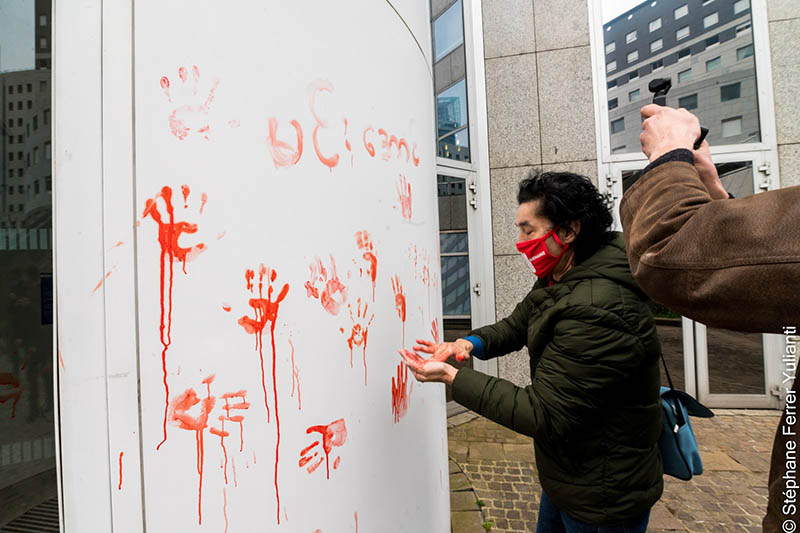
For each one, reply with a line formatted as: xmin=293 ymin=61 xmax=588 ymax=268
xmin=397 ymin=338 xmax=472 ymax=385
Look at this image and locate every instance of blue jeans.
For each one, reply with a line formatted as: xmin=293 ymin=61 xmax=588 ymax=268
xmin=536 ymin=491 xmax=651 ymax=533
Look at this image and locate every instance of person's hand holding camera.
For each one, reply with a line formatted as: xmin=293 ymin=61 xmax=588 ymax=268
xmin=640 ymin=104 xmax=701 ymax=163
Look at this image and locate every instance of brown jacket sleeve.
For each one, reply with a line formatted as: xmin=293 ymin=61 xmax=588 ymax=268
xmin=619 ymin=159 xmax=800 ymax=333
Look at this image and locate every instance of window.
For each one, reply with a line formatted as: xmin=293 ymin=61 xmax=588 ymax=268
xmin=45 ymin=141 xmax=51 ymax=159
xmin=8 ymin=86 xmax=13 ymax=95
xmin=432 ymin=0 xmax=464 ymax=62
xmin=679 ymin=93 xmax=698 ymax=110
xmin=674 ymin=4 xmax=688 ymax=19
xmin=9 ymin=205 xmax=14 ymax=213
xmin=738 ymin=44 xmax=754 ymax=60
xmin=8 ymin=152 xmax=13 ymax=162
xmin=436 ymin=79 xmax=469 ymax=161
xmin=702 ymin=0 xmax=715 ymax=5
xmin=17 ymin=169 xmax=23 ymax=177
xmin=651 ymin=59 xmax=664 ymax=71
xmin=629 ymin=70 xmax=639 ymax=81
xmin=18 ymin=151 xmax=23 ymax=160
xmin=46 ymin=176 xmax=52 ymax=191
xmin=16 ymin=101 xmax=22 ymax=110
xmin=608 ymin=97 xmax=618 ymax=110
xmin=607 ymin=61 xmax=617 ymax=73
xmin=678 ymin=68 xmax=692 ymax=83
xmin=706 ymin=56 xmax=722 ymax=72
xmin=44 ymin=109 xmax=50 ymax=124
xmin=626 ymin=31 xmax=637 ymax=44
xmin=611 ymin=145 xmax=627 ymax=154
xmin=705 ymin=35 xmax=719 ymax=48
xmin=605 ymin=42 xmax=615 ymax=55
xmin=40 ymin=80 xmax=46 ymax=91
xmin=39 ymin=14 xmax=47 ymax=26
xmin=40 ymin=38 xmax=47 ymax=49
xmin=17 ymin=185 xmax=23 ymax=193
xmin=16 ymin=118 xmax=22 ymax=127
xmin=8 ymin=187 xmax=13 ymax=195
xmin=649 ymin=18 xmax=662 ymax=32
xmin=703 ymin=12 xmax=719 ymax=28
xmin=734 ymin=0 xmax=750 ymax=14
xmin=34 ymin=181 xmax=40 ymax=194
xmin=33 ymin=116 xmax=38 ymax=130
xmin=627 ymin=50 xmax=638 ymax=64
xmin=608 ymin=79 xmax=617 ymax=89
xmin=26 ymin=100 xmax=32 ymax=110
xmin=650 ymin=39 xmax=663 ymax=53
xmin=629 ymin=89 xmax=641 ymax=102
xmin=610 ymin=117 xmax=625 ymax=134
xmin=33 ymin=147 xmax=40 ymax=165
xmin=8 ymin=136 xmax=13 ymax=145
xmin=736 ymin=22 xmax=751 ymax=35
xmin=722 ymin=116 xmax=743 ymax=137
xmin=676 ymin=26 xmax=690 ymax=40
xmin=17 ymin=84 xmax=21 ymax=92
xmin=17 ymin=204 xmax=23 ymax=212
xmin=17 ymin=135 xmax=22 ymax=143
xmin=721 ymin=83 xmax=741 ymax=101
xmin=26 ymin=83 xmax=31 ymax=92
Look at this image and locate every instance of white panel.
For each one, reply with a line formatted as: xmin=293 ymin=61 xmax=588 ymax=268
xmin=53 ymin=0 xmax=113 ymax=532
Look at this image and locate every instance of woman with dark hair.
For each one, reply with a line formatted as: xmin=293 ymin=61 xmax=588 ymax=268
xmin=400 ymin=171 xmax=663 ymax=532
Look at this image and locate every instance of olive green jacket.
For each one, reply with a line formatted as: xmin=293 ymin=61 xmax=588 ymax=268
xmin=452 ymin=233 xmax=663 ymax=525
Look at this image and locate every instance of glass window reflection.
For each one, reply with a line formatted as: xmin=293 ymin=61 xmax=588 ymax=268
xmin=433 ymin=0 xmax=464 ymax=62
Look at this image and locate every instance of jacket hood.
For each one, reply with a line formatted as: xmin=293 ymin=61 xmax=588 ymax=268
xmin=558 ymin=232 xmax=642 ymax=294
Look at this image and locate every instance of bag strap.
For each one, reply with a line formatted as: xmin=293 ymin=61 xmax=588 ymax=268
xmin=660 ymin=352 xmax=676 ymax=391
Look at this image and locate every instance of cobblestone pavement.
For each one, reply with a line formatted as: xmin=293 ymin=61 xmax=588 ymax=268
xmin=447 ymin=409 xmax=782 ymax=533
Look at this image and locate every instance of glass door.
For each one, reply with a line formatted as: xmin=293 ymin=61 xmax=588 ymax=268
xmin=0 ymin=0 xmax=58 ymax=527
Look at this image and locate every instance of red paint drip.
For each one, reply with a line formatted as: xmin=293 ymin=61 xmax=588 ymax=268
xmin=333 ymin=456 xmax=341 ymax=470
xmin=391 ymin=363 xmax=411 ymax=423
xmin=210 ymin=421 xmax=229 ymax=484
xmin=231 ymin=456 xmax=238 ymax=487
xmin=289 ymin=338 xmax=301 ymax=410
xmin=346 ymin=298 xmax=374 ymax=385
xmin=355 ymin=511 xmax=359 ymax=533
xmin=144 ymin=186 xmax=206 ymax=450
xmin=223 ymin=487 xmax=228 ymax=533
xmin=236 ymin=266 xmax=287 ymax=525
xmin=303 ymin=419 xmax=347 ymax=480
xmin=180 ymin=185 xmax=190 ymax=207
xmin=199 ymin=192 xmax=207 ymax=214
xmin=118 ymin=451 xmax=123 ymax=490
xmin=391 ymin=275 xmax=406 ymax=347
xmin=431 ymin=318 xmax=440 ymax=344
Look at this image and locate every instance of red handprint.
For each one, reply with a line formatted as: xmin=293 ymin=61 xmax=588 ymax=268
xmin=396 ymin=174 xmax=412 ymax=221
xmin=236 ymin=265 xmax=288 ymax=524
xmin=391 ymin=275 xmax=406 ymax=347
xmin=160 ymin=65 xmax=219 ymax=141
xmin=355 ymin=230 xmax=377 ymax=301
xmin=169 ymin=375 xmax=216 ymax=525
xmin=345 ymin=298 xmax=374 ymax=385
xmin=143 ymin=185 xmax=207 ymax=450
xmin=298 ymin=418 xmax=348 ymax=480
xmin=391 ymin=363 xmax=411 ymax=424
xmin=210 ymin=390 xmax=249 ymax=485
xmin=0 ymin=373 xmax=21 ymax=420
xmin=304 ymin=255 xmax=347 ymax=315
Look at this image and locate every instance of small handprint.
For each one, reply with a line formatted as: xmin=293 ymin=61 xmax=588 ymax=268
xmin=355 ymin=230 xmax=377 ymax=301
xmin=396 ymin=174 xmax=412 ymax=221
xmin=298 ymin=418 xmax=348 ymax=480
xmin=345 ymin=298 xmax=374 ymax=385
xmin=391 ymin=363 xmax=411 ymax=424
xmin=160 ymin=65 xmax=220 ymax=141
xmin=304 ymin=255 xmax=347 ymax=316
xmin=391 ymin=275 xmax=406 ymax=346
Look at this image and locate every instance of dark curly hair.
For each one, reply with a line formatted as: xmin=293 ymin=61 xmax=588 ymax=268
xmin=517 ymin=170 xmax=614 ymax=263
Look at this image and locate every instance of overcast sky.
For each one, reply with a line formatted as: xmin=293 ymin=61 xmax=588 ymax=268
xmin=603 ymin=0 xmax=652 ymax=23
xmin=0 ymin=0 xmax=34 ymax=73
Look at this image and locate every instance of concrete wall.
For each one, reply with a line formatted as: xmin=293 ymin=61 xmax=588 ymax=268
xmin=768 ymin=0 xmax=800 ymax=188
xmin=480 ymin=0 xmax=799 ymax=388
xmin=481 ymin=0 xmax=597 ymax=387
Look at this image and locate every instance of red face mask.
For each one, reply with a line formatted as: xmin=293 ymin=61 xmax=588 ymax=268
xmin=516 ymin=226 xmax=569 ymax=278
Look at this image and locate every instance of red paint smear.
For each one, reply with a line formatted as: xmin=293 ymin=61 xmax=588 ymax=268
xmin=160 ymin=76 xmax=170 ymax=89
xmin=178 ymin=66 xmax=187 ymax=82
xmin=228 ymin=119 xmax=240 ymax=128
xmin=236 ymin=266 xmax=287 ymax=525
xmin=412 ymin=143 xmax=420 ymax=166
xmin=91 ymin=266 xmax=117 ymax=295
xmin=302 ymin=419 xmax=347 ymax=480
xmin=200 ymin=192 xmax=207 ymax=214
xmin=354 ymin=231 xmax=377 ymax=301
xmin=308 ymin=80 xmax=339 ymax=170
xmin=392 ymin=363 xmax=411 ymax=423
xmin=113 ymin=241 xmax=124 ymax=248
xmin=222 ymin=303 xmax=232 ymax=312
xmin=0 ymin=373 xmax=22 ymax=419
xmin=217 ymin=231 xmax=226 ymax=240
xmin=343 ymin=118 xmax=352 ymax=152
xmin=181 ymin=185 xmax=190 ymax=207
xmin=289 ymin=338 xmax=301 ymax=410
xmin=346 ymin=298 xmax=374 ymax=385
xmin=355 ymin=511 xmax=359 ymax=533
xmin=267 ymin=118 xmax=303 ymax=168
xmin=305 ymin=256 xmax=347 ymax=315
xmin=144 ymin=186 xmax=206 ymax=450
xmin=209 ymin=422 xmax=229 ymax=485
xmin=58 ymin=348 xmax=65 ymax=370
xmin=169 ymin=376 xmax=216 ymax=525
xmin=118 ymin=451 xmax=124 ymax=490
xmin=431 ymin=318 xmax=440 ymax=344
xmin=391 ymin=275 xmax=406 ymax=347
xmin=396 ymin=174 xmax=412 ymax=221
xmin=362 ymin=127 xmax=375 ymax=157
xmin=223 ymin=487 xmax=228 ymax=533
xmin=333 ymin=456 xmax=341 ymax=470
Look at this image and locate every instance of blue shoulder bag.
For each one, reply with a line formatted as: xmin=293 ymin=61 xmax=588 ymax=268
xmin=658 ymin=353 xmax=714 ymax=480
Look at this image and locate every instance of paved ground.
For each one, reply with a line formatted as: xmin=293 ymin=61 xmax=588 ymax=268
xmin=447 ymin=409 xmax=782 ymax=533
